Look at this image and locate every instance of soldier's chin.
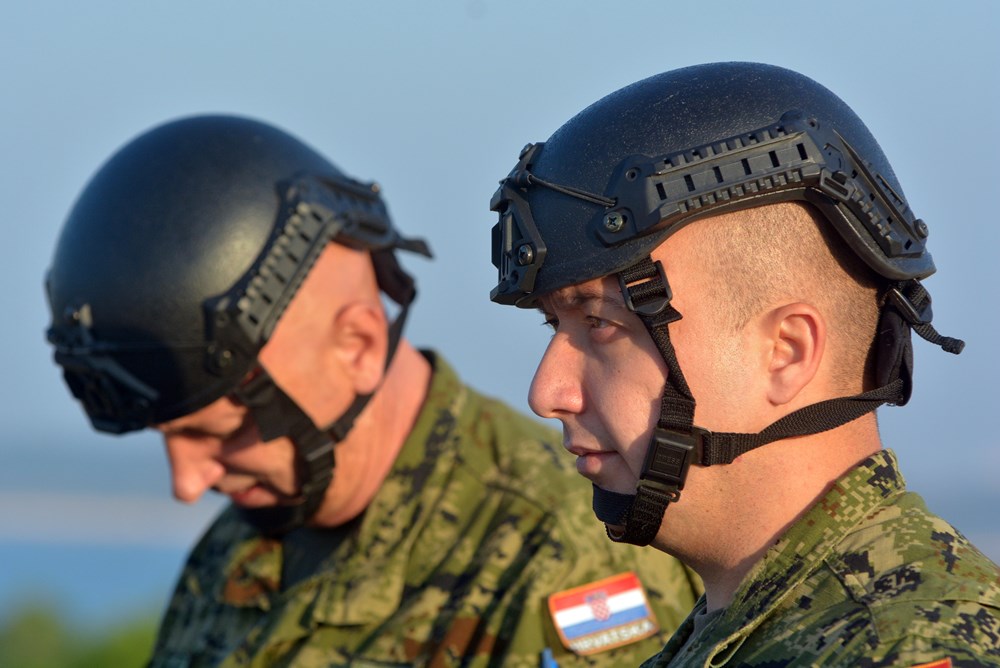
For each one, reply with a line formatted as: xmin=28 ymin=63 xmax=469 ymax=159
xmin=591 ymin=483 xmax=635 ymax=525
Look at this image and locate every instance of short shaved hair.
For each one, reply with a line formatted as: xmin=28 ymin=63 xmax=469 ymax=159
xmin=691 ymin=201 xmax=882 ymax=394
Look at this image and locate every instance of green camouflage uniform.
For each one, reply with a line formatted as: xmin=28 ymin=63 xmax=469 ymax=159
xmin=641 ymin=449 xmax=1000 ymax=667
xmin=149 ymin=353 xmax=702 ymax=667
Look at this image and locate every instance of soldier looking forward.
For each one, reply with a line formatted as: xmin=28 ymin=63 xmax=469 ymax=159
xmin=488 ymin=62 xmax=1000 ymax=666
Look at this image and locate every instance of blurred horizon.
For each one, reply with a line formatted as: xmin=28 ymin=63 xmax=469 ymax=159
xmin=4 ymin=406 xmax=999 ymax=631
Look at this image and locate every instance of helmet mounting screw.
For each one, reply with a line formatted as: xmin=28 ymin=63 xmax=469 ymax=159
xmin=209 ymin=346 xmax=233 ymax=372
xmin=516 ymin=243 xmax=534 ymax=266
xmin=603 ymin=211 xmax=625 ymax=233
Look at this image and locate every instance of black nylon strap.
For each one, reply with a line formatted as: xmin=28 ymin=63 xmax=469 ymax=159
xmin=894 ymin=281 xmax=965 ymax=355
xmin=617 ymin=259 xmax=692 ymax=409
xmin=607 ymin=256 xmax=914 ymax=547
xmin=230 ymin=249 xmax=420 ymax=536
xmin=699 ymin=379 xmax=904 ymax=465
xmin=609 ymin=484 xmax=678 ymax=544
xmin=612 ymin=257 xmax=695 ymax=545
xmin=327 ymin=249 xmax=416 ymax=443
xmin=592 ymin=484 xmax=635 ymax=525
xmin=232 ymin=369 xmax=335 ymax=535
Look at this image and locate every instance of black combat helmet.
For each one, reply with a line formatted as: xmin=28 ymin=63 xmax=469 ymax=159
xmin=47 ymin=115 xmax=431 ymax=533
xmin=490 ymin=62 xmax=963 ymax=545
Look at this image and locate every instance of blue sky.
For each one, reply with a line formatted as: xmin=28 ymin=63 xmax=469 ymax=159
xmin=2 ymin=0 xmax=997 ymax=626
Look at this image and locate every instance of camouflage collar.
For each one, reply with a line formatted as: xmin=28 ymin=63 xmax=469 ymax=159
xmin=699 ymin=449 xmax=906 ymax=661
xmin=301 ymin=351 xmax=468 ymax=626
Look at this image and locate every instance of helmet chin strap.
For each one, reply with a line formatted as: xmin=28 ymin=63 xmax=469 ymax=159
xmin=230 ymin=249 xmax=419 ymax=537
xmin=600 ymin=257 xmax=963 ymax=547
xmin=229 ymin=368 xmax=351 ymax=537
xmin=592 ymin=484 xmax=634 ymax=526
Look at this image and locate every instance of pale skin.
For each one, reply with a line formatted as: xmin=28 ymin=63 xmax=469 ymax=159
xmin=156 ymin=243 xmax=431 ymax=529
xmin=529 ymin=209 xmax=882 ymax=612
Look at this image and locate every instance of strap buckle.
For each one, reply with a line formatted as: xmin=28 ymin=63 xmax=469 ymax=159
xmin=618 ymin=259 xmax=674 ymax=317
xmin=886 ymin=285 xmax=930 ymax=326
xmin=639 ymin=427 xmax=708 ymax=494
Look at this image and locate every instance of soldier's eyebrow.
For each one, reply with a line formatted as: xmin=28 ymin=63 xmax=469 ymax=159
xmin=539 ymin=285 xmax=626 ymax=312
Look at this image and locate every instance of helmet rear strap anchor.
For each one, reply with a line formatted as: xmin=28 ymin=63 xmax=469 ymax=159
xmin=886 ymin=281 xmax=965 ymax=355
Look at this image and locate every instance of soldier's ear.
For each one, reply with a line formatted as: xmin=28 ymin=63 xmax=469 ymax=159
xmin=331 ymin=300 xmax=389 ymax=396
xmin=762 ymin=303 xmax=825 ymax=406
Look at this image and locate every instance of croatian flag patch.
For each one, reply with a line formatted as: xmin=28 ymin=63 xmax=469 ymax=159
xmin=547 ymin=571 xmax=659 ymax=655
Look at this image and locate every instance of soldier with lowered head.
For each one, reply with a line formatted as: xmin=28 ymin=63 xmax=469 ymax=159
xmin=44 ymin=116 xmax=702 ymax=666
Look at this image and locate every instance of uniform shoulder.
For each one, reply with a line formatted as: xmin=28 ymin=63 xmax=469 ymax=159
xmin=830 ymin=491 xmax=1000 ymax=600
xmin=826 ymin=491 xmax=1000 ymax=652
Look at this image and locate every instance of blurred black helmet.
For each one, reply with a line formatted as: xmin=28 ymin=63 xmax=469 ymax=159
xmin=491 ymin=61 xmax=933 ymax=307
xmin=47 ymin=115 xmax=429 ymax=434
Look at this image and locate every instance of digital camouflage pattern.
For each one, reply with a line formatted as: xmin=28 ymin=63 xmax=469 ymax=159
xmin=641 ymin=449 xmax=1000 ymax=667
xmin=149 ymin=353 xmax=702 ymax=667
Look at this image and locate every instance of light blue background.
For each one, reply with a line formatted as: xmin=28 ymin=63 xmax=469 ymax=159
xmin=2 ymin=0 xmax=997 ymax=632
